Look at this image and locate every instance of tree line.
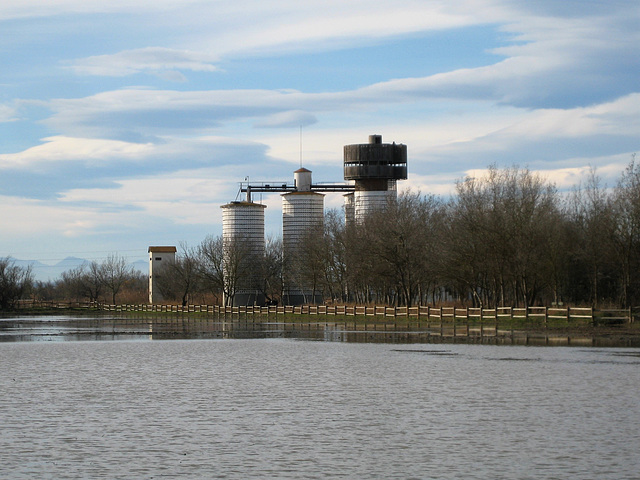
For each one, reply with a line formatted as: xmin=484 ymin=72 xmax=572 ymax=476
xmin=154 ymin=160 xmax=640 ymax=309
xmin=0 ymin=254 xmax=148 ymax=309
xmin=3 ymin=160 xmax=638 ymax=309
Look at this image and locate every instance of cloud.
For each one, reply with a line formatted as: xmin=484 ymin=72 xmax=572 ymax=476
xmin=254 ymin=111 xmax=317 ymax=128
xmin=403 ymin=172 xmax=462 ymax=197
xmin=0 ymin=104 xmax=17 ymax=122
xmin=460 ymin=151 xmax=634 ymax=192
xmin=67 ymin=47 xmax=219 ymax=78
xmin=1 ymin=164 xmax=244 ymax=245
xmin=0 ymin=135 xmax=273 ymax=204
xmin=42 ymin=34 xmax=640 ymax=141
xmin=209 ymin=1 xmax=477 ymax=57
xmin=57 ymin=166 xmax=248 ymax=225
xmin=32 ymin=83 xmax=522 ymax=143
xmin=337 ymin=5 xmax=639 ymax=110
xmin=0 ymin=136 xmax=154 ymax=169
xmin=0 ymin=194 xmax=105 ymax=237
xmin=14 ymin=89 xmax=637 ymax=210
xmin=0 ymin=0 xmax=196 ymax=20
xmin=421 ymin=94 xmax=640 ymax=167
xmin=36 ymin=88 xmax=339 ymax=141
xmin=16 ymin=0 xmax=635 ymax=147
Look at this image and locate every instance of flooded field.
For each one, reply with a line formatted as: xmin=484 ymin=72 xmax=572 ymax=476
xmin=1 ymin=314 xmax=639 ymax=479
xmin=1 ymin=313 xmax=639 ymax=347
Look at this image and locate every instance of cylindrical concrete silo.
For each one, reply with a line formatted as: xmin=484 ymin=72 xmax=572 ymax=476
xmin=343 ymin=192 xmax=355 ymax=226
xmin=220 ymin=200 xmax=266 ymax=306
xmin=282 ymin=174 xmax=325 ymax=305
xmin=344 ymin=134 xmax=407 ymax=223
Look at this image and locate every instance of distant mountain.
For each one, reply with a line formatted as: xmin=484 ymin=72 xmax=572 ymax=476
xmin=13 ymin=259 xmax=49 ymax=278
xmin=131 ymin=259 xmax=148 ymax=275
xmin=13 ymin=258 xmax=48 ymax=269
xmin=11 ymin=257 xmax=148 ymax=283
xmin=22 ymin=257 xmax=88 ymax=283
xmin=55 ymin=256 xmax=87 ymax=269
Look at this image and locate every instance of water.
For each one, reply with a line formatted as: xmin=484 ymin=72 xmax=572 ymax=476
xmin=1 ymin=319 xmax=639 ymax=479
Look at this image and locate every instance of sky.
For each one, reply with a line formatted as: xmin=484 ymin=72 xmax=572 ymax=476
xmin=1 ymin=0 xmax=639 ymax=272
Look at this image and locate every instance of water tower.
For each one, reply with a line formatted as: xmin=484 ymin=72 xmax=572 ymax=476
xmin=343 ymin=134 xmax=407 ymax=223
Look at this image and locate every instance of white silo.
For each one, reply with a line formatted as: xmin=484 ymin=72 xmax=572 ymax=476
xmin=344 ymin=192 xmax=355 ymax=226
xmin=343 ymin=134 xmax=407 ymax=224
xmin=220 ymin=200 xmax=266 ymax=306
xmin=282 ymin=168 xmax=324 ymax=305
xmin=354 ymin=186 xmax=396 ymax=220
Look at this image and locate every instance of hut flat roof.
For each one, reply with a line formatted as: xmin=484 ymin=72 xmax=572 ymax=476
xmin=148 ymin=246 xmax=177 ymax=253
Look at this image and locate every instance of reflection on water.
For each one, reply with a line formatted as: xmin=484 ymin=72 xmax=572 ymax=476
xmin=1 ymin=336 xmax=639 ymax=479
xmin=2 ymin=314 xmax=639 ymax=348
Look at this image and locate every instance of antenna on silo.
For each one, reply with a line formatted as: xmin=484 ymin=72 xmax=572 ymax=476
xmin=299 ymin=124 xmax=303 ymax=168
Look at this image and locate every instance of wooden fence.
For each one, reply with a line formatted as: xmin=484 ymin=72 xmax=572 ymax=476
xmin=106 ymin=304 xmax=635 ymax=323
xmin=15 ymin=300 xmax=636 ymax=324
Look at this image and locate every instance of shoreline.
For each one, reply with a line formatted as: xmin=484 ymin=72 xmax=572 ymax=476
xmin=2 ymin=310 xmax=639 ymax=347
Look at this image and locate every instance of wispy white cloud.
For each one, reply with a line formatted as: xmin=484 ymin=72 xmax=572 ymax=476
xmin=0 ymin=134 xmax=271 ymax=180
xmin=14 ymin=87 xmax=632 ymax=202
xmin=461 ymin=151 xmax=635 ymax=192
xmin=0 ymin=0 xmax=199 ymax=20
xmin=0 ymin=104 xmax=17 ymax=122
xmin=37 ymin=88 xmax=332 ymax=139
xmin=205 ymin=1 xmax=478 ymax=57
xmin=255 ymin=111 xmax=317 ymax=129
xmin=404 ymin=172 xmax=462 ymax=197
xmin=35 ymin=85 xmax=640 ymax=165
xmin=67 ymin=47 xmax=219 ymax=78
xmin=1 ymin=194 xmax=106 ymax=237
xmin=422 ymin=94 xmax=640 ymax=162
xmin=57 ymin=166 xmax=244 ymax=226
xmin=0 ymin=136 xmax=154 ymax=169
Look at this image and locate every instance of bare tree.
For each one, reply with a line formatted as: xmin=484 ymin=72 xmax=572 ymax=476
xmin=33 ymin=279 xmax=61 ymax=302
xmin=447 ymin=166 xmax=560 ymax=307
xmin=198 ymin=235 xmax=255 ymax=306
xmin=61 ymin=261 xmax=104 ymax=302
xmin=290 ymin=226 xmax=326 ymax=304
xmin=262 ymin=236 xmax=283 ymax=305
xmin=321 ymin=209 xmax=349 ymax=303
xmin=198 ymin=235 xmax=226 ymax=303
xmin=611 ymin=156 xmax=640 ymax=306
xmin=566 ymin=168 xmax=615 ymax=307
xmin=0 ymin=257 xmax=34 ymax=309
xmin=100 ymin=253 xmax=135 ymax=304
xmin=345 ymin=191 xmax=443 ymax=307
xmin=155 ymin=244 xmax=201 ymax=306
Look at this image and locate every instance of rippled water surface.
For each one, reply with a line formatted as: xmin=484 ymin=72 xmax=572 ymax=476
xmin=1 ymin=333 xmax=639 ymax=478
